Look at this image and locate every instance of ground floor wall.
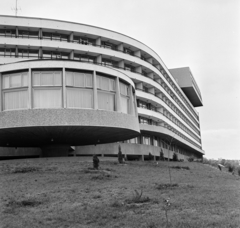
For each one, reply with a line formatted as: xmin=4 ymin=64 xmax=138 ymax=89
xmin=74 ymin=142 xmax=188 ymax=161
xmin=0 ymin=143 xmax=202 ymax=161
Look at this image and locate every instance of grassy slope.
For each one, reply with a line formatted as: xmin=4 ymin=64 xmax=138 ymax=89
xmin=0 ymin=157 xmax=240 ymax=228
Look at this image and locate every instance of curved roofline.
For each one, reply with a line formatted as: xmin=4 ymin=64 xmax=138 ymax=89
xmin=0 ymin=14 xmax=165 ymax=65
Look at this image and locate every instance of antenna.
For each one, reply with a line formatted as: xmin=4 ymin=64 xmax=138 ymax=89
xmin=11 ymin=0 xmax=21 ymax=16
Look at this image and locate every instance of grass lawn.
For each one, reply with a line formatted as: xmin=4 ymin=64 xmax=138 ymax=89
xmin=0 ymin=157 xmax=240 ymax=228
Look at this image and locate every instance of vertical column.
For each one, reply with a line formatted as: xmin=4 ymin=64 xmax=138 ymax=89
xmin=93 ymin=71 xmax=98 ymax=109
xmin=147 ymin=72 xmax=154 ymax=79
xmin=70 ymin=50 xmax=74 ymax=60
xmin=96 ymin=55 xmax=102 ymax=64
xmin=62 ymin=68 xmax=66 ymax=108
xmin=16 ymin=27 xmax=18 ymax=37
xmin=39 ymin=28 xmax=43 ymax=39
xmin=117 ymin=43 xmax=123 ymax=52
xmin=96 ymin=37 xmax=101 ymax=46
xmin=39 ymin=47 xmax=43 ymax=59
xmin=118 ymin=60 xmax=124 ymax=69
xmin=28 ymin=68 xmax=32 ymax=109
xmin=129 ymin=87 xmax=134 ymax=116
xmin=69 ymin=32 xmax=74 ymax=42
xmin=134 ymin=50 xmax=141 ymax=58
xmin=15 ymin=46 xmax=18 ymax=57
xmin=116 ymin=77 xmax=121 ymax=112
xmin=135 ymin=66 xmax=142 ymax=74
xmin=0 ymin=73 xmax=2 ymax=112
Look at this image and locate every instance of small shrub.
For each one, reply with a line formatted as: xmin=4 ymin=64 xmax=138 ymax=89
xmin=160 ymin=150 xmax=164 ymax=161
xmin=125 ymin=190 xmax=150 ymax=204
xmin=172 ymin=153 xmax=178 ymax=161
xmin=237 ymin=167 xmax=240 ymax=176
xmin=228 ymin=164 xmax=235 ymax=173
xmin=155 ymin=183 xmax=179 ymax=190
xmin=12 ymin=166 xmax=41 ymax=173
xmin=171 ymin=166 xmax=190 ymax=170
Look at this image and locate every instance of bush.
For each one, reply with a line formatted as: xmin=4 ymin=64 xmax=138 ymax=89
xmin=172 ymin=153 xmax=178 ymax=161
xmin=228 ymin=164 xmax=235 ymax=173
xmin=237 ymin=167 xmax=240 ymax=176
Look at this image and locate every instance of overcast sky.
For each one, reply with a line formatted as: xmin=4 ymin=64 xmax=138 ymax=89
xmin=1 ymin=0 xmax=239 ymax=160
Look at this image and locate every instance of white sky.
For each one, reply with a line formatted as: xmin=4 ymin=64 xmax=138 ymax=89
xmin=0 ymin=0 xmax=239 ymax=159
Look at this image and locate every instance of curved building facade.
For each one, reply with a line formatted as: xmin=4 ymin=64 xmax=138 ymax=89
xmin=0 ymin=15 xmax=204 ymax=159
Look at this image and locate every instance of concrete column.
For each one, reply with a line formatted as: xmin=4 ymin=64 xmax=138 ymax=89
xmin=148 ymin=87 xmax=155 ymax=95
xmin=0 ymin=73 xmax=2 ymax=111
xmin=136 ymin=82 xmax=143 ymax=90
xmin=141 ymin=154 xmax=144 ymax=161
xmin=134 ymin=50 xmax=141 ymax=58
xmin=93 ymin=71 xmax=98 ymax=109
xmin=155 ymin=64 xmax=161 ymax=70
xmin=70 ymin=50 xmax=74 ymax=60
xmin=96 ymin=55 xmax=102 ymax=64
xmin=147 ymin=57 xmax=153 ymax=64
xmin=15 ymin=46 xmax=18 ymax=57
xmin=118 ymin=60 xmax=124 ymax=69
xmin=129 ymin=86 xmax=134 ymax=115
xmin=157 ymin=107 xmax=163 ymax=113
xmin=69 ymin=32 xmax=74 ymax=42
xmin=154 ymin=155 xmax=156 ymax=161
xmin=135 ymin=66 xmax=142 ymax=74
xmin=147 ymin=72 xmax=154 ymax=79
xmin=28 ymin=68 xmax=32 ymax=109
xmin=39 ymin=47 xmax=43 ymax=59
xmin=116 ymin=77 xmax=121 ymax=112
xmin=62 ymin=68 xmax=66 ymax=108
xmin=16 ymin=27 xmax=18 ymax=37
xmin=117 ymin=43 xmax=123 ymax=51
xmin=39 ymin=28 xmax=42 ymax=39
xmin=96 ymin=37 xmax=101 ymax=46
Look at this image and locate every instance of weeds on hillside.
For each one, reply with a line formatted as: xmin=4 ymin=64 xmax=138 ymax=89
xmin=171 ymin=166 xmax=190 ymax=170
xmin=155 ymin=183 xmax=179 ymax=190
xmin=125 ymin=189 xmax=150 ymax=204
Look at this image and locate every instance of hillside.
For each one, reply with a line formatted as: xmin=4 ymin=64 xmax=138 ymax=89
xmin=0 ymin=157 xmax=240 ymax=228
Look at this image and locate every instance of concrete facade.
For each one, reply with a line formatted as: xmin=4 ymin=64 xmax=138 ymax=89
xmin=0 ymin=15 xmax=204 ymax=159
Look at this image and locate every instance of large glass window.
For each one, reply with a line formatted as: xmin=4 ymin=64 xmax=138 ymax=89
xmin=0 ymin=48 xmax=15 ymax=57
xmin=18 ymin=30 xmax=38 ymax=39
xmin=32 ymin=71 xmax=62 ymax=109
xmin=73 ymin=36 xmax=94 ymax=45
xmin=2 ymin=72 xmax=29 ymax=111
xmin=120 ymin=81 xmax=130 ymax=114
xmin=66 ymin=71 xmax=93 ymax=109
xmin=97 ymin=75 xmax=115 ymax=111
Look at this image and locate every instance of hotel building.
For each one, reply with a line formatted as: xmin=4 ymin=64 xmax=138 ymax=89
xmin=0 ymin=15 xmax=204 ymax=160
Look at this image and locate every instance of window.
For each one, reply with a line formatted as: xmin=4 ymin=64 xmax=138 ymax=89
xmin=0 ymin=48 xmax=15 ymax=57
xmin=32 ymin=71 xmax=62 ymax=109
xmin=66 ymin=71 xmax=93 ymax=109
xmin=42 ymin=51 xmax=69 ymax=59
xmin=97 ymin=75 xmax=116 ymax=111
xmin=138 ymin=100 xmax=148 ymax=109
xmin=139 ymin=116 xmax=149 ymax=125
xmin=102 ymin=59 xmax=117 ymax=67
xmin=43 ymin=32 xmax=69 ymax=42
xmin=18 ymin=49 xmax=39 ymax=58
xmin=2 ymin=72 xmax=29 ymax=111
xmin=74 ymin=54 xmax=95 ymax=63
xmin=0 ymin=29 xmax=16 ymax=37
xmin=73 ymin=36 xmax=94 ymax=45
xmin=102 ymin=41 xmax=116 ymax=50
xmin=18 ymin=30 xmax=38 ymax=39
xmin=143 ymin=135 xmax=151 ymax=145
xmin=120 ymin=81 xmax=130 ymax=114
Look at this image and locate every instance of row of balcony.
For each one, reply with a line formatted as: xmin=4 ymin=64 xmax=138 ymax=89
xmin=138 ymin=117 xmax=202 ymax=150
xmin=137 ymin=99 xmax=201 ymax=142
xmin=0 ymin=27 xmax=199 ymax=120
xmin=0 ymin=46 xmax=200 ymax=129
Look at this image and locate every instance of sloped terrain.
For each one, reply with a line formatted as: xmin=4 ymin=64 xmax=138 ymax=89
xmin=0 ymin=157 xmax=240 ymax=228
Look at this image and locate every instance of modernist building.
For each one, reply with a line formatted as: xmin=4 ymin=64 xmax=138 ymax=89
xmin=0 ymin=15 xmax=204 ymax=160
